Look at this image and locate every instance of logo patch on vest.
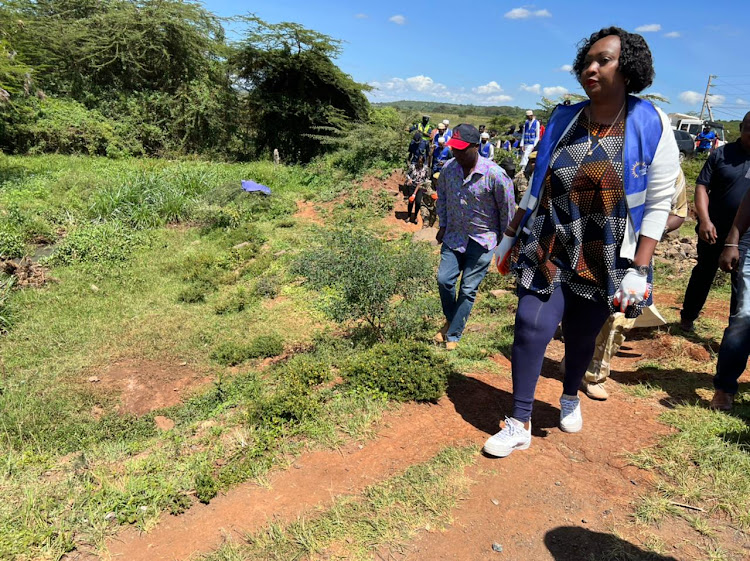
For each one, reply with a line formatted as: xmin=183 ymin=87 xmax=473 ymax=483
xmin=631 ymin=162 xmax=649 ymax=178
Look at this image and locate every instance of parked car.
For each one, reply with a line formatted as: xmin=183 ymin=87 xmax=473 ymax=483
xmin=673 ymin=129 xmax=695 ymax=162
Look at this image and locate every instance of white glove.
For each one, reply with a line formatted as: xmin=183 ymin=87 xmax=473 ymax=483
xmin=613 ymin=268 xmax=651 ymax=312
xmin=495 ymin=234 xmax=516 ymax=275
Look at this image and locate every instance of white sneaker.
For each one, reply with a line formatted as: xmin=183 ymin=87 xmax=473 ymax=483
xmin=559 ymin=394 xmax=583 ymax=433
xmin=483 ymin=417 xmax=531 ymax=457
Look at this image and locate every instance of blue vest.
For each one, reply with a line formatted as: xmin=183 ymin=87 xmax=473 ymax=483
xmin=523 ymin=119 xmax=539 ymax=145
xmin=521 ymin=96 xmax=663 ymax=238
xmin=479 ymin=141 xmax=492 ymax=158
xmin=432 ymin=146 xmax=451 ymax=171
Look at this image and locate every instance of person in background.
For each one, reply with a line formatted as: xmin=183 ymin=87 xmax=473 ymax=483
xmin=580 ymin=168 xmax=688 ymax=400
xmin=479 ymin=124 xmax=486 ymax=135
xmin=405 ymin=155 xmax=431 ymax=224
xmin=411 ymin=115 xmax=432 ymax=142
xmin=519 ymin=110 xmax=540 ymax=171
xmin=434 ymin=124 xmax=515 ymax=350
xmin=679 ymin=112 xmax=750 ymax=331
xmin=485 ymin=26 xmax=679 ymax=457
xmin=420 ymin=179 xmax=439 ymax=228
xmin=695 ymin=124 xmax=717 ymax=154
xmin=442 ymin=119 xmax=453 ymax=139
xmin=479 ymin=131 xmax=495 ymax=160
xmin=434 ymin=123 xmax=447 ymax=148
xmin=709 ymin=113 xmax=750 ymax=411
xmin=431 ymin=136 xmax=452 ymax=174
xmin=407 ymin=130 xmax=430 ymax=166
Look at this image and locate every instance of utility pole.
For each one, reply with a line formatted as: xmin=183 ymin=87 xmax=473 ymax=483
xmin=699 ymin=74 xmax=717 ymax=121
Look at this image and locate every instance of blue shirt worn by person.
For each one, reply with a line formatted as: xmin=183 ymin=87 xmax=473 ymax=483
xmin=432 ymin=146 xmax=452 ymax=173
xmin=696 ymin=130 xmax=717 ymax=151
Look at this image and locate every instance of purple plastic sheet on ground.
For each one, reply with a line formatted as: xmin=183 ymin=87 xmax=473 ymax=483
xmin=241 ymin=180 xmax=271 ymax=195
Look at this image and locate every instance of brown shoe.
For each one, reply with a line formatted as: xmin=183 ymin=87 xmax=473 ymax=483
xmin=433 ymin=321 xmax=450 ymax=343
xmin=710 ymin=389 xmax=734 ymax=411
xmin=445 ymin=341 xmax=458 ymax=351
xmin=582 ymin=381 xmax=609 ymax=401
xmin=678 ymin=318 xmax=694 ymax=332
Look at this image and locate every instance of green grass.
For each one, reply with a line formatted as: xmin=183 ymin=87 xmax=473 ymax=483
xmin=198 ymin=445 xmax=476 ymax=561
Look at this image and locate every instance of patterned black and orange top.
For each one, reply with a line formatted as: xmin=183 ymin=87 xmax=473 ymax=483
xmin=514 ymin=112 xmax=644 ymax=315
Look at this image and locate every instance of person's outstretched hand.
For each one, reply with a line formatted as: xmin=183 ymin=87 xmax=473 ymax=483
xmin=613 ymin=268 xmax=650 ymax=312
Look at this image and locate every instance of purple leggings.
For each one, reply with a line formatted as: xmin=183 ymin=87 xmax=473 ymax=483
xmin=511 ymin=285 xmax=610 ymax=422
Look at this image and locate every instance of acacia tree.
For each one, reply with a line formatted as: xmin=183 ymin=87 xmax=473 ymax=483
xmin=230 ymin=17 xmax=370 ymax=163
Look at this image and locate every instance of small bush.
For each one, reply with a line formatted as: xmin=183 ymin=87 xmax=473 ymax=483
xmin=0 ymin=225 xmax=25 ymax=258
xmin=343 ymin=342 xmax=452 ymax=402
xmin=280 ymin=354 xmax=333 ymax=387
xmin=177 ymin=282 xmax=212 ymax=304
xmin=254 ymin=274 xmax=280 ymax=299
xmin=48 ymin=222 xmax=146 ymax=265
xmin=210 ymin=334 xmax=284 ymax=366
xmin=214 ymin=287 xmax=251 ymax=314
xmin=194 ymin=470 xmax=218 ymax=504
xmin=250 ymin=382 xmax=321 ymax=428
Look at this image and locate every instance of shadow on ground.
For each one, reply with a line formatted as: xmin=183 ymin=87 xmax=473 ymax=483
xmin=447 ymin=373 xmax=560 ymax=438
xmin=545 ymin=526 xmax=678 ymax=561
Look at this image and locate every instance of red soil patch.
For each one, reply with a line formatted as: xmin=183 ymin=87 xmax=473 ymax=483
xmin=294 ymin=200 xmax=324 ymax=225
xmin=91 ymin=359 xmax=211 ymax=416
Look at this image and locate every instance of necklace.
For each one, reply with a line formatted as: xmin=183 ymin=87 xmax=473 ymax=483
xmin=586 ymin=104 xmax=625 ymax=156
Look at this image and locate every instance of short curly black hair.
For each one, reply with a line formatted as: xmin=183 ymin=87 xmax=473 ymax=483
xmin=571 ymin=26 xmax=654 ymax=94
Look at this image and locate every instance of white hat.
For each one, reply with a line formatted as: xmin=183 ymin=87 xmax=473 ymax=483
xmin=481 ymin=132 xmax=490 ymax=139
xmin=442 ymin=119 xmax=450 ymax=125
xmin=438 ymin=136 xmax=446 ymax=144
xmin=525 ymin=110 xmax=534 ymax=116
xmin=437 ymin=123 xmax=446 ymax=129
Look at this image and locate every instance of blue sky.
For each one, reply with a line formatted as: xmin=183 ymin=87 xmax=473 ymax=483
xmin=204 ymin=0 xmax=750 ymax=119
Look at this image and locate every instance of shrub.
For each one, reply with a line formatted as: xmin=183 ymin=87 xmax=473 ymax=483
xmin=213 ymin=287 xmax=251 ymax=314
xmin=295 ymin=228 xmax=434 ymax=338
xmin=0 ymin=225 xmax=25 ymax=258
xmin=194 ymin=470 xmax=218 ymax=504
xmin=177 ymin=282 xmax=212 ymax=304
xmin=279 ymin=354 xmax=333 ymax=387
xmin=250 ymin=381 xmax=321 ymax=428
xmin=210 ymin=334 xmax=284 ymax=366
xmin=48 ymin=222 xmax=146 ymax=265
xmin=343 ymin=342 xmax=452 ymax=402
xmin=253 ymin=273 xmax=280 ymax=299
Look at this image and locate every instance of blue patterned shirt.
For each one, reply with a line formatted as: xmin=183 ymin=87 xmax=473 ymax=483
xmin=436 ymin=156 xmax=516 ymax=252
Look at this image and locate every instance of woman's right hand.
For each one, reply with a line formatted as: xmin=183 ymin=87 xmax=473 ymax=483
xmin=495 ymin=234 xmax=516 ymax=275
xmin=698 ymin=219 xmax=717 ymax=244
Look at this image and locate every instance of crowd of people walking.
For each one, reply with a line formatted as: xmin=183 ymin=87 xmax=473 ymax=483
xmin=400 ymin=24 xmax=749 ymax=458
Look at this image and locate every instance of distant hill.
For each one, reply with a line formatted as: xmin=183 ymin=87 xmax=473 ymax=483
xmin=375 ymin=100 xmax=525 ymax=119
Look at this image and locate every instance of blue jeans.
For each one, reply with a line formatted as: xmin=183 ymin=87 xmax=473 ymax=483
xmin=437 ymin=239 xmax=493 ymax=342
xmin=714 ymin=236 xmax=750 ymax=394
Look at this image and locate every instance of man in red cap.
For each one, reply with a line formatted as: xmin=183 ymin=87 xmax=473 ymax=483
xmin=434 ymin=124 xmax=516 ymax=350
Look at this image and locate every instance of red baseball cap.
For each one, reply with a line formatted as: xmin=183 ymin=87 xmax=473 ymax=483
xmin=446 ymin=124 xmax=480 ymax=150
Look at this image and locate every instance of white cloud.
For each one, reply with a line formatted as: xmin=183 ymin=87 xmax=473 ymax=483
xmin=388 ymin=14 xmax=406 ymax=25
xmin=504 ymin=7 xmax=552 ymax=19
xmin=664 ymin=31 xmax=680 ymax=38
xmin=368 ymin=76 xmax=514 ymax=105
xmin=679 ymin=90 xmax=703 ymax=105
xmin=543 ymin=86 xmax=569 ymax=97
xmin=635 ymin=24 xmax=662 ymax=32
xmin=486 ymin=94 xmax=514 ymax=103
xmin=707 ymin=94 xmax=725 ymax=105
xmin=473 ymin=81 xmax=503 ymax=94
xmin=736 ymin=98 xmax=749 ymax=106
xmin=559 ymin=64 xmax=573 ymax=72
xmin=520 ymin=83 xmax=541 ymax=94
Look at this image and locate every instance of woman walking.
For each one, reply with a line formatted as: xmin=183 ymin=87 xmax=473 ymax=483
xmin=485 ymin=27 xmax=679 ymax=457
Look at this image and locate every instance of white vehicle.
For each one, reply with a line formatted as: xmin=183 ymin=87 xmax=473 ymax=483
xmin=669 ymin=113 xmax=726 ymax=148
